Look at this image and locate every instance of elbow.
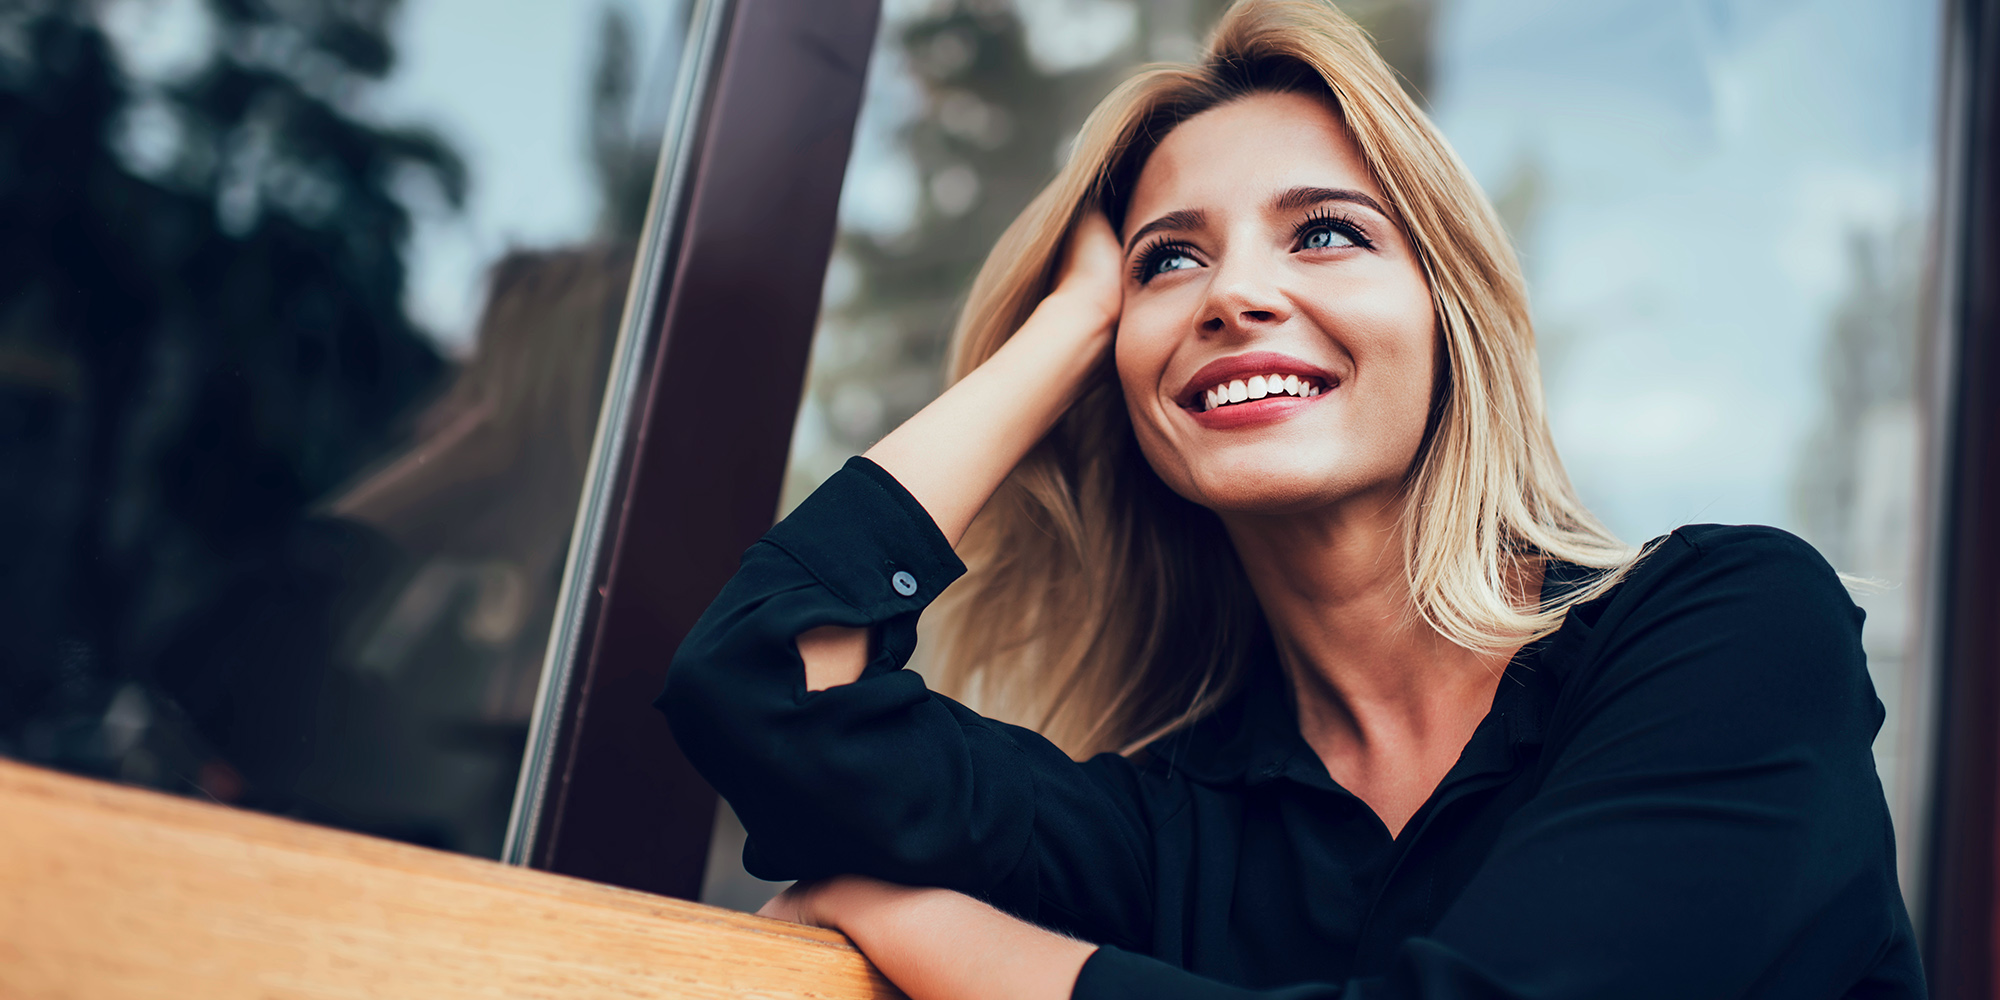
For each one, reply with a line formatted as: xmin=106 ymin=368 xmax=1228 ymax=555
xmin=656 ymin=628 xmax=742 ymax=757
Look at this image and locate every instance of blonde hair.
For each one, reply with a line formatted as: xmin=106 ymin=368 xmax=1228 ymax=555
xmin=929 ymin=0 xmax=1637 ymax=759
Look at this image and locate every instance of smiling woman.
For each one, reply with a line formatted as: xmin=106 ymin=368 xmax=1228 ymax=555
xmin=927 ymin=43 xmax=1631 ymax=763
xmin=657 ymin=1 xmax=1924 ymax=998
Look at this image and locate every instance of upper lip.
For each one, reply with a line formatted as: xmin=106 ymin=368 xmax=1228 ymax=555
xmin=1177 ymin=351 xmax=1337 ymax=408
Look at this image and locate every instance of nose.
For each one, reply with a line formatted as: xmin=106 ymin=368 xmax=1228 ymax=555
xmin=1197 ymin=253 xmax=1291 ymax=335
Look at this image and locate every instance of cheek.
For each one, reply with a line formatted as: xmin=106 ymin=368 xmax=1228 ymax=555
xmin=1371 ymin=300 xmax=1438 ymax=400
xmin=1368 ymin=301 xmax=1444 ymax=470
xmin=1295 ymin=272 xmax=1440 ymax=467
xmin=1110 ymin=309 xmax=1200 ymax=484
xmin=1330 ymin=271 xmax=1435 ymax=392
xmin=1112 ymin=299 xmax=1181 ymax=413
xmin=1386 ymin=287 xmax=1442 ymax=429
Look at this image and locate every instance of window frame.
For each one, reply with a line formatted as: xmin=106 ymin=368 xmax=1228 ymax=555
xmin=1923 ymin=0 xmax=2000 ymax=993
xmin=502 ymin=0 xmax=884 ymax=899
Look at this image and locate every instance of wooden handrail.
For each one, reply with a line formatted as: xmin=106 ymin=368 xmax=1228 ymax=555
xmin=0 ymin=759 xmax=904 ymax=999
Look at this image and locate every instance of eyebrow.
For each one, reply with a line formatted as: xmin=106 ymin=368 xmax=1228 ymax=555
xmin=1121 ymin=186 xmax=1395 ymax=255
xmin=1272 ymin=185 xmax=1393 ymax=220
xmin=1123 ymin=208 xmax=1208 ymax=255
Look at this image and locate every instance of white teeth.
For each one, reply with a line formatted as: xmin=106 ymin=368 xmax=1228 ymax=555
xmin=1199 ymin=373 xmax=1327 ymax=410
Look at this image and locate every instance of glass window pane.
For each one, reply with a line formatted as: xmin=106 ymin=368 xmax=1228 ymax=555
xmin=1424 ymin=0 xmax=1944 ymax=891
xmin=720 ymin=0 xmax=1946 ymax=909
xmin=0 ymin=0 xmax=690 ymax=859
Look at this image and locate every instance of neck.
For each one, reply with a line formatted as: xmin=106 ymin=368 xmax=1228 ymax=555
xmin=1218 ymin=491 xmax=1518 ymax=749
xmin=1220 ymin=491 xmax=1536 ymax=838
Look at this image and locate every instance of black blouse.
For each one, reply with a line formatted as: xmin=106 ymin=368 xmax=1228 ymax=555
xmin=660 ymin=457 xmax=1924 ymax=999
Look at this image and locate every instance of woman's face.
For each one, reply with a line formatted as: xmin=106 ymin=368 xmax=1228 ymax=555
xmin=1115 ymin=90 xmax=1438 ymax=518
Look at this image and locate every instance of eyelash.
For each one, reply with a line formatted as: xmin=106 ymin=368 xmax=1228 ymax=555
xmin=1293 ymin=210 xmax=1375 ymax=252
xmin=1131 ymin=238 xmax=1198 ymax=285
xmin=1128 ymin=210 xmax=1378 ymax=285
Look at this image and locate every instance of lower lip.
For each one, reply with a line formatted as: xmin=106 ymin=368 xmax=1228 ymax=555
xmin=1189 ymin=389 xmax=1330 ymax=429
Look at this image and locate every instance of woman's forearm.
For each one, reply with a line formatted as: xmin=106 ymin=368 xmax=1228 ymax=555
xmin=862 ymin=290 xmax=1112 ymax=547
xmin=802 ymin=879 xmax=1097 ymax=1000
xmin=797 ymin=214 xmax=1122 ymax=692
xmin=863 ymin=211 xmax=1121 ymax=547
xmin=796 ymin=298 xmax=1110 ymax=692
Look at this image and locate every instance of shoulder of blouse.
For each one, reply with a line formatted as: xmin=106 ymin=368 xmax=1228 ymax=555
xmin=1536 ymin=521 xmax=1878 ymax=735
xmin=1558 ymin=522 xmax=1854 ymax=632
xmin=1632 ymin=522 xmax=1852 ymax=617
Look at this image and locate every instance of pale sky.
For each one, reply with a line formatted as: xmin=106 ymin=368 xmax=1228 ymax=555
xmin=1429 ymin=0 xmax=1943 ymax=545
xmin=101 ymin=0 xmax=687 ymax=352
xmin=374 ymin=0 xmax=687 ymax=351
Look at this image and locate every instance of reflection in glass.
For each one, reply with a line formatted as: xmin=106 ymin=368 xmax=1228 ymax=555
xmin=0 ymin=0 xmax=685 ymax=858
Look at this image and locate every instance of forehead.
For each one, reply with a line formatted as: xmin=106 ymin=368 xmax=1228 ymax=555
xmin=1124 ymin=90 xmax=1378 ymax=232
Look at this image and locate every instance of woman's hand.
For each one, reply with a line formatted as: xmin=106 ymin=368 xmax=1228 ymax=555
xmin=755 ymin=876 xmax=855 ymax=929
xmin=860 ymin=209 xmax=1123 ymax=546
xmin=756 ymin=874 xmax=919 ymax=932
xmin=758 ymin=875 xmax=1096 ymax=1000
xmin=1044 ymin=208 xmax=1125 ymax=341
xmin=756 ymin=880 xmax=816 ymax=926
xmin=797 ymin=213 xmax=1126 ymax=692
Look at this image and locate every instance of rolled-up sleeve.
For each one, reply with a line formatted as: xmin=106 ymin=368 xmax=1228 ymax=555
xmin=660 ymin=457 xmax=1158 ymax=945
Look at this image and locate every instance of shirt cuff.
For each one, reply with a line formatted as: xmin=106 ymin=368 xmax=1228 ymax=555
xmin=762 ymin=456 xmax=967 ymax=619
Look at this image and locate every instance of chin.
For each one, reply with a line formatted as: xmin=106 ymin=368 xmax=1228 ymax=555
xmin=1171 ymin=459 xmax=1360 ymax=516
xmin=1131 ymin=419 xmax=1417 ymax=517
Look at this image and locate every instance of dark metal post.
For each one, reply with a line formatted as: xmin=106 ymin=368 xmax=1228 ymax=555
xmin=1925 ymin=0 xmax=2000 ymax=994
xmin=505 ymin=0 xmax=881 ymax=898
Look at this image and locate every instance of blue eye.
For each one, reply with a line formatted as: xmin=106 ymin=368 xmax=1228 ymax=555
xmin=1300 ymin=224 xmax=1355 ymax=250
xmin=1293 ymin=211 xmax=1375 ymax=252
xmin=1132 ymin=240 xmax=1202 ymax=284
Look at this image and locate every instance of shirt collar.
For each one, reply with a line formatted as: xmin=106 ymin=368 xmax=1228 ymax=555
xmin=1144 ymin=560 xmax=1611 ymax=790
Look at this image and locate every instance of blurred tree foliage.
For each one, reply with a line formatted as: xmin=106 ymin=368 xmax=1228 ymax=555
xmin=788 ymin=0 xmax=1434 ymax=503
xmin=0 ymin=0 xmax=461 ymax=791
xmin=588 ymin=4 xmax=669 ymax=240
xmin=1793 ymin=224 xmax=1924 ymax=577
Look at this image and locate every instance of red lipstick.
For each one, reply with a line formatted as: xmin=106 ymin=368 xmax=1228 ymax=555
xmin=1176 ymin=351 xmax=1338 ymax=430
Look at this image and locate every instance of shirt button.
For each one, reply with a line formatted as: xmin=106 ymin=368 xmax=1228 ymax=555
xmin=891 ymin=570 xmax=918 ymax=597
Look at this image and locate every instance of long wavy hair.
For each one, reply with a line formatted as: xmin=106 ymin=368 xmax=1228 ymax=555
xmin=928 ymin=0 xmax=1637 ymax=759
